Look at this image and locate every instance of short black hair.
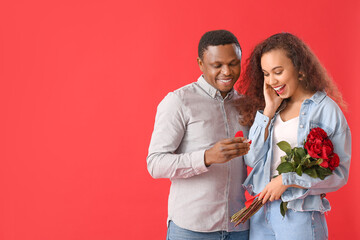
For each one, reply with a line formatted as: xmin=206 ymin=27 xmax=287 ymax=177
xmin=198 ymin=30 xmax=241 ymax=60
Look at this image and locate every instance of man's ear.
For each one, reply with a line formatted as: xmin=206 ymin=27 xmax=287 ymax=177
xmin=197 ymin=57 xmax=204 ymax=72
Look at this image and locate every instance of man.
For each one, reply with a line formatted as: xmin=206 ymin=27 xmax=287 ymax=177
xmin=147 ymin=30 xmax=250 ymax=239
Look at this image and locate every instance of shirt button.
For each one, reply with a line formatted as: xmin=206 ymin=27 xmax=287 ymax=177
xmin=301 ymin=112 xmax=305 ymax=115
xmin=300 ymin=124 xmax=304 ymax=128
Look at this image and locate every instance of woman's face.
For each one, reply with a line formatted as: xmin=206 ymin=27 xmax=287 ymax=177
xmin=261 ymin=49 xmax=305 ymax=100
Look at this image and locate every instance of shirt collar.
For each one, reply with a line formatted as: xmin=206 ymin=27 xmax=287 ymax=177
xmin=276 ymin=91 xmax=326 ymax=115
xmin=308 ymin=91 xmax=327 ymax=104
xmin=197 ymin=75 xmax=234 ymax=100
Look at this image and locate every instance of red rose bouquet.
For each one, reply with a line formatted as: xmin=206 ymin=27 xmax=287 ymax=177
xmin=231 ymin=127 xmax=339 ymax=225
xmin=277 ymin=127 xmax=339 ymax=180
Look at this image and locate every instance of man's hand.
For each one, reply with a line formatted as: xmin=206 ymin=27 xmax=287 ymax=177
xmin=259 ymin=175 xmax=289 ymax=204
xmin=204 ymin=137 xmax=250 ymax=166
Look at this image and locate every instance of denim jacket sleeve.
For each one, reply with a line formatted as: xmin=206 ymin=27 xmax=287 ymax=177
xmin=243 ymin=111 xmax=277 ymax=195
xmin=281 ymin=126 xmax=351 ymax=201
xmin=244 ymin=111 xmax=273 ymax=168
xmin=147 ymin=92 xmax=208 ymax=179
xmin=281 ymin=98 xmax=351 ymax=202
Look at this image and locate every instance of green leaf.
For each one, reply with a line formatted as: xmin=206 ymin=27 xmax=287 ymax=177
xmin=280 ymin=201 xmax=288 ymax=217
xmin=280 ymin=155 xmax=288 ymax=163
xmin=316 ymin=167 xmax=333 ymax=180
xmin=295 ymin=147 xmax=307 ymax=158
xmin=304 ymin=167 xmax=318 ymax=178
xmin=288 ymin=152 xmax=294 ymax=162
xmin=294 ymin=148 xmax=306 ymax=165
xmin=277 ymin=141 xmax=292 ymax=155
xmin=277 ymin=162 xmax=295 ymax=174
xmin=295 ymin=164 xmax=303 ymax=176
xmin=293 ymin=152 xmax=301 ymax=165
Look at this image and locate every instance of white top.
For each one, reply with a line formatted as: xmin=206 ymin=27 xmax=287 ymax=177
xmin=271 ymin=114 xmax=299 ymax=177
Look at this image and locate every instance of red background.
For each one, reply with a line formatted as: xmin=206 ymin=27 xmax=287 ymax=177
xmin=0 ymin=0 xmax=359 ymax=239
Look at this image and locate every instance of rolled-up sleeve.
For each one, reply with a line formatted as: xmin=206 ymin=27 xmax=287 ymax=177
xmin=282 ymin=126 xmax=351 ymax=201
xmin=244 ymin=111 xmax=272 ymax=168
xmin=147 ymin=92 xmax=208 ymax=179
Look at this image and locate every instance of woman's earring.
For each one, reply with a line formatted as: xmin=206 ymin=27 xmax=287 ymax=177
xmin=299 ymin=72 xmax=305 ymax=81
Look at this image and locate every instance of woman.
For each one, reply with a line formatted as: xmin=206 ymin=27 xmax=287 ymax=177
xmin=236 ymin=33 xmax=351 ymax=239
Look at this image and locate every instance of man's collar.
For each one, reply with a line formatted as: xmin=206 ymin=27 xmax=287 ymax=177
xmin=197 ymin=75 xmax=234 ymax=99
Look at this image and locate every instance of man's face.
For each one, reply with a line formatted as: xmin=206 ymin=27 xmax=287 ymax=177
xmin=197 ymin=44 xmax=241 ymax=98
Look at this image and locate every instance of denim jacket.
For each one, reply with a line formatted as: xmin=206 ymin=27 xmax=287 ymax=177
xmin=243 ymin=91 xmax=351 ymax=213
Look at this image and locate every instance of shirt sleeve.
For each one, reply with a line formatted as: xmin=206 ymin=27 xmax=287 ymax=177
xmin=281 ymin=126 xmax=351 ymax=202
xmin=146 ymin=92 xmax=208 ymax=179
xmin=244 ymin=111 xmax=272 ymax=168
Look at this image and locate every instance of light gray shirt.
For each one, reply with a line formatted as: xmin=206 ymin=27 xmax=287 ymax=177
xmin=147 ymin=76 xmax=249 ymax=232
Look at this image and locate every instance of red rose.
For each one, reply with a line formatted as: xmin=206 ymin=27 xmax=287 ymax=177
xmin=320 ymin=138 xmax=334 ymax=159
xmin=305 ymin=128 xmax=333 ymax=159
xmin=328 ymin=153 xmax=340 ymax=171
xmin=305 ymin=139 xmax=323 ymax=158
xmin=320 ymin=159 xmax=329 ymax=168
xmin=307 ymin=128 xmax=328 ymax=142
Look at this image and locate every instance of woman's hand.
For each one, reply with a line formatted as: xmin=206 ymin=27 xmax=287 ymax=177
xmin=259 ymin=175 xmax=289 ymax=204
xmin=263 ymin=81 xmax=283 ymax=119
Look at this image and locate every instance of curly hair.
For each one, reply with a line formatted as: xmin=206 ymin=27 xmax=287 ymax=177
xmin=236 ymin=32 xmax=345 ymax=126
xmin=198 ymin=30 xmax=242 ymax=60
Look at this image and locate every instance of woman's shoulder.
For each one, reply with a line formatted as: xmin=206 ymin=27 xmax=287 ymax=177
xmin=309 ymin=92 xmax=349 ymax=133
xmin=311 ymin=92 xmax=343 ymax=114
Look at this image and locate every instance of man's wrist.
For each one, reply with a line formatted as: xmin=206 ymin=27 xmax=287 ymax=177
xmin=204 ymin=150 xmax=212 ymax=167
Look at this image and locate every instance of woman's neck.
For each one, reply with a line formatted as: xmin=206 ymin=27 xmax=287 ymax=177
xmin=288 ymin=88 xmax=316 ymax=105
xmin=281 ymin=90 xmax=316 ymax=121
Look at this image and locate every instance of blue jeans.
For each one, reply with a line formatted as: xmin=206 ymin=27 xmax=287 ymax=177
xmin=166 ymin=221 xmax=249 ymax=240
xmin=249 ymin=200 xmax=328 ymax=240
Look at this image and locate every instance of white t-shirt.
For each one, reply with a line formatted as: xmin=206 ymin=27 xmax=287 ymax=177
xmin=271 ymin=114 xmax=299 ymax=177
